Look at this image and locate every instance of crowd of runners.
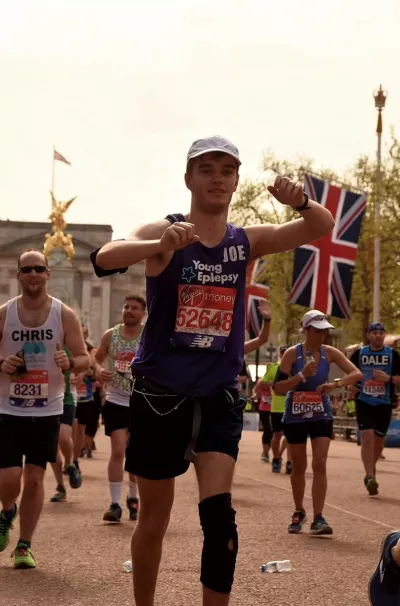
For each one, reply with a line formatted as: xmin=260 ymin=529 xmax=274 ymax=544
xmin=0 ymin=136 xmax=399 ymax=605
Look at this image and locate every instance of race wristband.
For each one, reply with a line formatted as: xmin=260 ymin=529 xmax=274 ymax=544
xmin=298 ymin=372 xmax=307 ymax=383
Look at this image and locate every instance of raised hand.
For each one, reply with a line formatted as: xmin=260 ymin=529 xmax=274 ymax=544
xmin=267 ymin=176 xmax=304 ymax=208
xmin=258 ymin=300 xmax=271 ymax=320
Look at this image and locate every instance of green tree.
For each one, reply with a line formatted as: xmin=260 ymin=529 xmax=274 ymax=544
xmin=230 ymin=137 xmax=400 ymax=346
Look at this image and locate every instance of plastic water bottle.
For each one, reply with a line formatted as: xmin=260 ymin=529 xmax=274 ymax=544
xmin=123 ymin=560 xmax=132 ymax=573
xmin=260 ymin=560 xmax=292 ymax=573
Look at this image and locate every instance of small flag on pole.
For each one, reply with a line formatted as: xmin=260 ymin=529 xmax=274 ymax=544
xmin=54 ymin=150 xmax=71 ymax=166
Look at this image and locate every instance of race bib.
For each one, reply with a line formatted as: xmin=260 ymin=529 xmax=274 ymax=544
xmin=172 ymin=284 xmax=236 ymax=351
xmin=76 ymin=382 xmax=87 ymax=400
xmin=9 ymin=370 xmax=49 ymax=408
xmin=292 ymin=392 xmax=324 ymax=417
xmin=114 ymin=351 xmax=134 ymax=376
xmin=363 ymin=380 xmax=385 ymax=398
xmin=262 ymin=395 xmax=272 ymax=404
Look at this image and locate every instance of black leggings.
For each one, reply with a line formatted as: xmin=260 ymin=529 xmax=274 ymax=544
xmin=259 ymin=411 xmax=272 ymax=445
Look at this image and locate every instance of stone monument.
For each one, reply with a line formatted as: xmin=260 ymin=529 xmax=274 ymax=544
xmin=43 ymin=191 xmax=81 ymax=313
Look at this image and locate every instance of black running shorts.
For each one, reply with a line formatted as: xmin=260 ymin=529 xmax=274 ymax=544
xmin=60 ymin=404 xmax=75 ymax=427
xmin=271 ymin=412 xmax=284 ymax=433
xmin=75 ymin=399 xmax=98 ymax=428
xmin=356 ymin=399 xmax=392 ymax=437
xmin=125 ymin=376 xmax=245 ymax=480
xmin=0 ymin=414 xmax=60 ymax=469
xmin=283 ymin=419 xmax=333 ymax=445
xmin=102 ymin=400 xmax=130 ymax=437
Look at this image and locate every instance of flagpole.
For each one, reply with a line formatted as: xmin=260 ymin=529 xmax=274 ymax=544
xmin=51 ymin=145 xmax=55 ymax=194
xmin=373 ymin=85 xmax=387 ymax=323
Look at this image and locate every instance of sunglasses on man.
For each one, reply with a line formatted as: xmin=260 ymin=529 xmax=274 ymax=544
xmin=18 ymin=265 xmax=48 ymax=274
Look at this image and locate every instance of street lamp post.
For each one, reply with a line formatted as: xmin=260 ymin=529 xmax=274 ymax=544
xmin=373 ymin=85 xmax=387 ymax=323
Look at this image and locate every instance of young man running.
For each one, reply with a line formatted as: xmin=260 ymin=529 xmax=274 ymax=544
xmin=274 ymin=310 xmax=361 ymax=536
xmin=350 ymin=322 xmax=400 ymax=496
xmin=94 ymin=294 xmax=146 ymax=522
xmin=0 ymin=250 xmax=89 ymax=568
xmin=49 ymin=347 xmax=81 ymax=502
xmin=92 ymin=136 xmax=334 ymax=605
xmin=263 ymin=345 xmax=292 ymax=473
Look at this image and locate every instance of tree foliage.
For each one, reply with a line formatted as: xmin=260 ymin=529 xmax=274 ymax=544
xmin=229 ymin=137 xmax=400 ymax=346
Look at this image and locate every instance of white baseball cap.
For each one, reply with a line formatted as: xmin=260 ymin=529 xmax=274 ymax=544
xmin=302 ymin=309 xmax=335 ymax=330
xmin=186 ymin=135 xmax=241 ymax=166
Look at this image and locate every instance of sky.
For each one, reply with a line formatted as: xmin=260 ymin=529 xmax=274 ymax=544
xmin=0 ymin=0 xmax=399 ymax=239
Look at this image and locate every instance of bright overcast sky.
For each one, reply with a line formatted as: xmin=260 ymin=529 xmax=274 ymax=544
xmin=0 ymin=0 xmax=399 ymax=239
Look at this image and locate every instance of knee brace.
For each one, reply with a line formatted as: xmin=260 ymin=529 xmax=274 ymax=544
xmin=198 ymin=492 xmax=238 ymax=594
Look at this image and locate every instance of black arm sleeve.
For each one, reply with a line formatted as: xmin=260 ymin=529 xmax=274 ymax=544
xmin=391 ymin=350 xmax=400 ymax=376
xmin=350 ymin=349 xmax=360 ymax=368
xmin=273 ymin=367 xmax=290 ymax=386
xmin=90 ymin=242 xmax=128 ymax=278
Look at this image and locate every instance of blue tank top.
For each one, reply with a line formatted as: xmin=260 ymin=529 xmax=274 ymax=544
xmin=132 ymin=214 xmax=250 ymax=397
xmin=283 ymin=344 xmax=332 ymax=424
xmin=77 ymin=376 xmax=94 ymax=402
xmin=359 ymin=345 xmax=392 ymax=406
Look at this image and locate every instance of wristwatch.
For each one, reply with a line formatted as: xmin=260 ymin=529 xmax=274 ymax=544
xmin=293 ymin=193 xmax=310 ymax=212
xmin=334 ymin=378 xmax=343 ymax=388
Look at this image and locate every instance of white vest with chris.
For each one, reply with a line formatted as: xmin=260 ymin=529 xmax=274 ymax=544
xmin=0 ymin=297 xmax=65 ymax=416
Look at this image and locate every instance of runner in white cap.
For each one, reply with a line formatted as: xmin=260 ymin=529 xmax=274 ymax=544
xmin=274 ymin=310 xmax=361 ymax=536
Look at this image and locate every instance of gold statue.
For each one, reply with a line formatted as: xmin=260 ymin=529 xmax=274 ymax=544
xmin=43 ymin=192 xmax=77 ymax=260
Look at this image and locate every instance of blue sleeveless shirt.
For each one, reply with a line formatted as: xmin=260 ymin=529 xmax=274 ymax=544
xmin=132 ymin=214 xmax=250 ymax=397
xmin=359 ymin=345 xmax=393 ymax=406
xmin=283 ymin=344 xmax=332 ymax=424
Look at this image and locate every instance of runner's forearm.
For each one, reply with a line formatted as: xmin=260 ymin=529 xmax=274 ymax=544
xmin=244 ymin=320 xmax=270 ymax=355
xmin=274 ymin=374 xmax=303 ymax=395
xmin=70 ymin=354 xmax=90 ymax=374
xmin=96 ymin=240 xmax=164 ymax=270
xmin=297 ymin=200 xmax=335 ymax=240
xmin=339 ymin=370 xmax=363 ymax=387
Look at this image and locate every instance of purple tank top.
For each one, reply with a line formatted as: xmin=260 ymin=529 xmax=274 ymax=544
xmin=132 ymin=214 xmax=250 ymax=397
xmin=282 ymin=344 xmax=332 ymax=424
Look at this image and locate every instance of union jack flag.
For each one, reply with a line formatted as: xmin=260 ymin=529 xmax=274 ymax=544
xmin=288 ymin=175 xmax=367 ymax=319
xmin=245 ymin=259 xmax=269 ymax=338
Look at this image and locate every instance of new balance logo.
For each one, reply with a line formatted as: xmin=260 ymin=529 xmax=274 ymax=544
xmin=190 ymin=335 xmax=214 ymax=348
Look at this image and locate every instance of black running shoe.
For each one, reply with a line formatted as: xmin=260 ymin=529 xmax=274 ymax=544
xmin=103 ymin=503 xmax=122 ymax=523
xmin=126 ymin=497 xmax=139 ymax=521
xmin=67 ymin=464 xmax=82 ymax=489
xmin=288 ymin=510 xmax=307 ymax=534
xmin=310 ymin=515 xmax=333 ymax=536
xmin=286 ymin=461 xmax=293 ymax=475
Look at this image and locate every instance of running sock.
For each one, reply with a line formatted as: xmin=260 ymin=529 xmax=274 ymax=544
xmin=17 ymin=539 xmax=31 ymax=549
xmin=57 ymin=484 xmax=66 ymax=493
xmin=74 ymin=460 xmax=80 ymax=471
xmin=2 ymin=504 xmax=17 ymax=521
xmin=128 ymin=481 xmax=138 ymax=500
xmin=109 ymin=482 xmax=123 ymax=505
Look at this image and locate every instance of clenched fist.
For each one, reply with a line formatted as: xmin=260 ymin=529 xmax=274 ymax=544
xmin=54 ymin=343 xmax=71 ymax=371
xmin=267 ymin=176 xmax=304 ymax=208
xmin=159 ymin=222 xmax=200 ymax=252
xmin=98 ymin=368 xmax=113 ymax=383
xmin=0 ymin=355 xmax=23 ymax=374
